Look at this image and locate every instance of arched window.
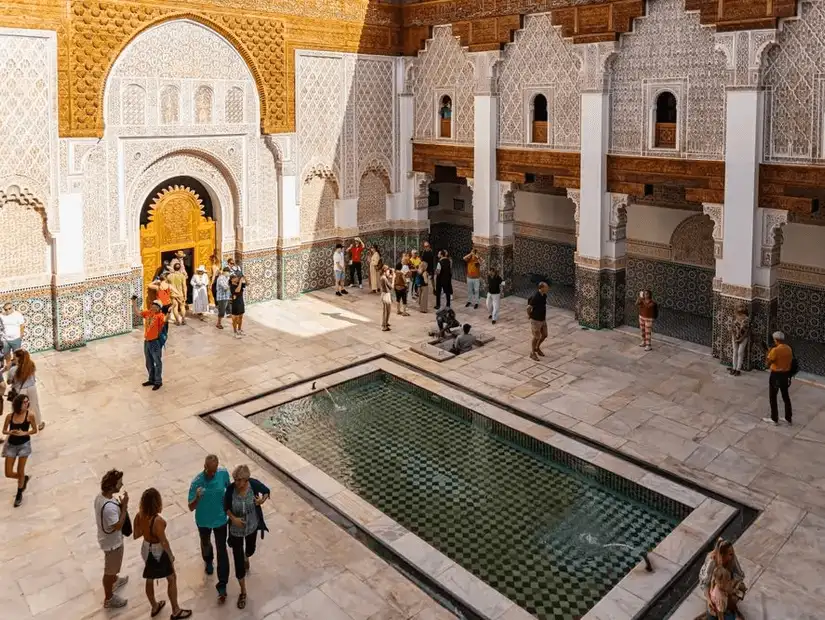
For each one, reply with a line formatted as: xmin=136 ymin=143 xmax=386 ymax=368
xmin=439 ymin=95 xmax=452 ymax=139
xmin=194 ymin=86 xmax=213 ymax=124
xmin=159 ymin=86 xmax=179 ymax=124
xmin=654 ymin=92 xmax=677 ymax=148
xmin=531 ymin=94 xmax=548 ymax=144
xmin=225 ymin=87 xmax=244 ymax=124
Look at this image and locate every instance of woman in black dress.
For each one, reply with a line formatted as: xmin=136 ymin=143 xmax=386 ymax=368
xmin=134 ymin=488 xmax=191 ymax=619
xmin=230 ymin=275 xmax=247 ymax=339
xmin=434 ymin=250 xmax=453 ymax=310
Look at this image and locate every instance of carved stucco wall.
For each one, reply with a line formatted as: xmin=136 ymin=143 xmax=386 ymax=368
xmin=413 ymin=26 xmax=475 ymax=144
xmin=301 ymin=175 xmax=338 ymax=241
xmin=80 ymin=19 xmax=273 ymax=275
xmin=296 ymin=50 xmax=396 ymax=205
xmin=498 ymin=14 xmax=580 ymax=149
xmin=670 ymin=213 xmax=715 ymax=267
xmin=0 ymin=28 xmax=58 ymax=288
xmin=763 ymin=0 xmax=825 ymax=163
xmin=609 ymin=0 xmax=727 ymax=159
xmin=357 ymin=170 xmax=390 ymax=230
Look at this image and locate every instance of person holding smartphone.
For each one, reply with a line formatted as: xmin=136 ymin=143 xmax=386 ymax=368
xmin=636 ymin=289 xmax=658 ymax=351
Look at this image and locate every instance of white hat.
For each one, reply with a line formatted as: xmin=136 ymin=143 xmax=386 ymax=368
xmin=197 ymin=265 xmax=205 ymax=272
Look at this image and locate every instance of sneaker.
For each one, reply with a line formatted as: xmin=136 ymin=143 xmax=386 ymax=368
xmin=465 ymin=302 xmax=471 ymax=308
xmin=638 ymin=342 xmax=645 ymax=347
xmin=644 ymin=346 xmax=652 ymax=351
xmin=205 ymin=562 xmax=214 ymax=575
xmin=349 ymin=284 xmax=356 ymax=288
xmin=13 ymin=492 xmax=22 ymax=507
xmin=783 ymin=419 xmax=793 ymax=426
xmin=142 ymin=381 xmax=154 ymax=387
xmin=492 ymin=320 xmax=496 ymax=325
xmin=103 ymin=595 xmax=128 ymax=609
xmin=474 ymin=304 xmax=478 ymax=310
xmin=488 ymin=315 xmax=492 ymax=319
xmin=761 ymin=417 xmax=778 ymax=426
xmin=530 ymin=352 xmax=539 ymax=361
xmin=335 ymin=291 xmax=342 ymax=296
xmin=152 ymin=384 xmax=162 ymax=391
xmin=235 ymin=333 xmax=242 ymax=339
xmin=341 ymin=289 xmax=349 ymax=295
xmin=114 ymin=576 xmax=129 ymax=590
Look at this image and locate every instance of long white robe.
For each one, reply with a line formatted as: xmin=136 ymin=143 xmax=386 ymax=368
xmin=190 ymin=273 xmax=209 ymax=313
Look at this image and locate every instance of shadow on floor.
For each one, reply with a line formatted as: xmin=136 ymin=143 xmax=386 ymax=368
xmin=625 ymin=302 xmax=713 ymax=348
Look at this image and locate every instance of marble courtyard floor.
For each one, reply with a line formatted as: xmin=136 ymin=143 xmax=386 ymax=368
xmin=3 ymin=284 xmax=825 ymax=620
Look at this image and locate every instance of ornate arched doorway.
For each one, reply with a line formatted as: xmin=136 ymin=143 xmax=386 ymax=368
xmin=139 ymin=176 xmax=216 ymax=305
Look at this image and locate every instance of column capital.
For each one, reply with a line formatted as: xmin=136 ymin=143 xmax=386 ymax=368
xmin=467 ymin=50 xmax=503 ymax=96
xmin=702 ymin=202 xmax=724 ymax=259
xmin=413 ymin=172 xmax=432 ymax=211
xmin=574 ymin=42 xmax=619 ymax=93
xmin=714 ymin=29 xmax=777 ymax=89
xmin=759 ymin=207 xmax=788 ymax=267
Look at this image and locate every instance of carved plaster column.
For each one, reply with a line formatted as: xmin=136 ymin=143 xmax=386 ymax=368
xmin=469 ymin=50 xmax=513 ymax=290
xmin=394 ymin=57 xmax=429 ymax=248
xmin=269 ymin=134 xmax=301 ymax=298
xmin=712 ymin=30 xmax=777 ymax=368
xmin=573 ymin=42 xmax=624 ymax=329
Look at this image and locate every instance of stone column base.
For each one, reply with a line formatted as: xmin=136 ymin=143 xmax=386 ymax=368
xmin=575 ymin=265 xmax=626 ymax=329
xmin=712 ymin=288 xmax=777 ymax=371
xmin=473 ymin=238 xmax=514 ymax=297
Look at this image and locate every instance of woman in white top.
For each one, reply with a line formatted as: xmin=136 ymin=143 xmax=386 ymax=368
xmin=190 ymin=266 xmax=210 ymax=319
xmin=7 ymin=349 xmax=43 ymax=430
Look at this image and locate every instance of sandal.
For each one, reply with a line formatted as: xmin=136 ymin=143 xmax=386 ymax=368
xmin=38 ymin=422 xmax=45 ymax=431
xmin=237 ymin=593 xmax=247 ymax=609
xmin=150 ymin=600 xmax=166 ymax=617
xmin=170 ymin=610 xmax=192 ymax=619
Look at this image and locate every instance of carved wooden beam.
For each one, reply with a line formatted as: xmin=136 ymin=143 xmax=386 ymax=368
xmin=684 ymin=0 xmax=797 ymax=31
xmin=759 ymin=164 xmax=824 ymax=214
xmin=496 ymin=148 xmax=581 ymax=188
xmin=550 ymin=0 xmax=645 ymax=44
xmin=412 ymin=142 xmax=475 ymax=179
xmin=452 ymin=15 xmax=524 ymax=52
xmin=607 ymin=155 xmax=726 ymax=203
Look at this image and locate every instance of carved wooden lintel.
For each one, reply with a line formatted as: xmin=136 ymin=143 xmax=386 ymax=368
xmin=412 ymin=142 xmax=475 ymax=179
xmin=759 ymin=164 xmax=825 ymax=215
xmin=550 ymin=0 xmax=645 ymax=44
xmin=496 ymin=148 xmax=580 ymax=188
xmin=684 ymin=0 xmax=796 ymax=31
xmin=452 ymin=15 xmax=524 ymax=52
xmin=606 ymin=155 xmax=726 ymax=204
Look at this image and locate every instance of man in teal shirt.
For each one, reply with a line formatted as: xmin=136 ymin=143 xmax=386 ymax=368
xmin=188 ymin=454 xmax=231 ymax=601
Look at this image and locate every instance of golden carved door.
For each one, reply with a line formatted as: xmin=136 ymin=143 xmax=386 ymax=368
xmin=139 ymin=185 xmax=216 ymax=306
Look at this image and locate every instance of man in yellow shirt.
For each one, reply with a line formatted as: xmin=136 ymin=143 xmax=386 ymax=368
xmin=763 ymin=331 xmax=793 ymax=426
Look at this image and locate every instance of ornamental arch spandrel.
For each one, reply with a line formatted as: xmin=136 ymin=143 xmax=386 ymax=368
xmin=62 ymin=2 xmax=285 ymax=137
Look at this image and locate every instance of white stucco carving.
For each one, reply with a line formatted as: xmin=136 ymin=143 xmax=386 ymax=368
xmin=763 ymin=0 xmax=825 ymax=162
xmin=498 ymin=15 xmax=581 ymax=148
xmin=609 ymin=0 xmax=727 ymax=159
xmin=413 ymin=26 xmax=475 ymax=144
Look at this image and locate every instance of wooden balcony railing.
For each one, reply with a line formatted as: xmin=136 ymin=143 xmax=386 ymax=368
xmin=531 ymin=120 xmax=548 ymax=144
xmin=440 ymin=118 xmax=452 ymax=138
xmin=655 ymin=122 xmax=677 ymax=149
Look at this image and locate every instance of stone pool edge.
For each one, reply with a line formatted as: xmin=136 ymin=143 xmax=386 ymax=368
xmin=210 ymin=359 xmax=737 ymax=620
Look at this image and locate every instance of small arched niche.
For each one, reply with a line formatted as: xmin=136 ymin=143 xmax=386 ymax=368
xmin=531 ymin=94 xmax=549 ymax=144
xmin=439 ymin=95 xmax=452 ymax=139
xmin=654 ymin=91 xmax=677 ymax=149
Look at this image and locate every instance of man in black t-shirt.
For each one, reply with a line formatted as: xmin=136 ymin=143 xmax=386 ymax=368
xmin=527 ymin=282 xmax=549 ymax=361
xmin=421 ymin=241 xmax=435 ymax=278
xmin=486 ymin=268 xmax=505 ymax=324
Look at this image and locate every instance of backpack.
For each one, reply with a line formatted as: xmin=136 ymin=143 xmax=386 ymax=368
xmin=790 ymin=356 xmax=800 ymax=377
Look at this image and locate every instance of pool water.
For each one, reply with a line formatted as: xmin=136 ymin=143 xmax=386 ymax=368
xmin=253 ymin=372 xmax=684 ymax=620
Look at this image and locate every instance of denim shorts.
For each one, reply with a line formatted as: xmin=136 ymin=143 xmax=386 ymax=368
xmin=1 ymin=440 xmax=31 ymax=458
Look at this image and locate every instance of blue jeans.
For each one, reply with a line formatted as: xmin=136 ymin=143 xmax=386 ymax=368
xmin=466 ymin=278 xmax=480 ymax=304
xmin=144 ymin=339 xmax=163 ymax=385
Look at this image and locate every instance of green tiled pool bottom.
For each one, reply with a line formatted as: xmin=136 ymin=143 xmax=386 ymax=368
xmin=252 ymin=372 xmax=688 ymax=620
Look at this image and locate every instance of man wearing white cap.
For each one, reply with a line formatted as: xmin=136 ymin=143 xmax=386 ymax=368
xmin=763 ymin=331 xmax=794 ymax=426
xmin=190 ymin=265 xmax=210 ymax=320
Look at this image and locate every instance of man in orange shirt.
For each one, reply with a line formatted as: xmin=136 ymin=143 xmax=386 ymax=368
xmin=763 ymin=331 xmax=793 ymax=426
xmin=140 ymin=299 xmax=167 ymax=391
xmin=464 ymin=248 xmax=482 ymax=309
